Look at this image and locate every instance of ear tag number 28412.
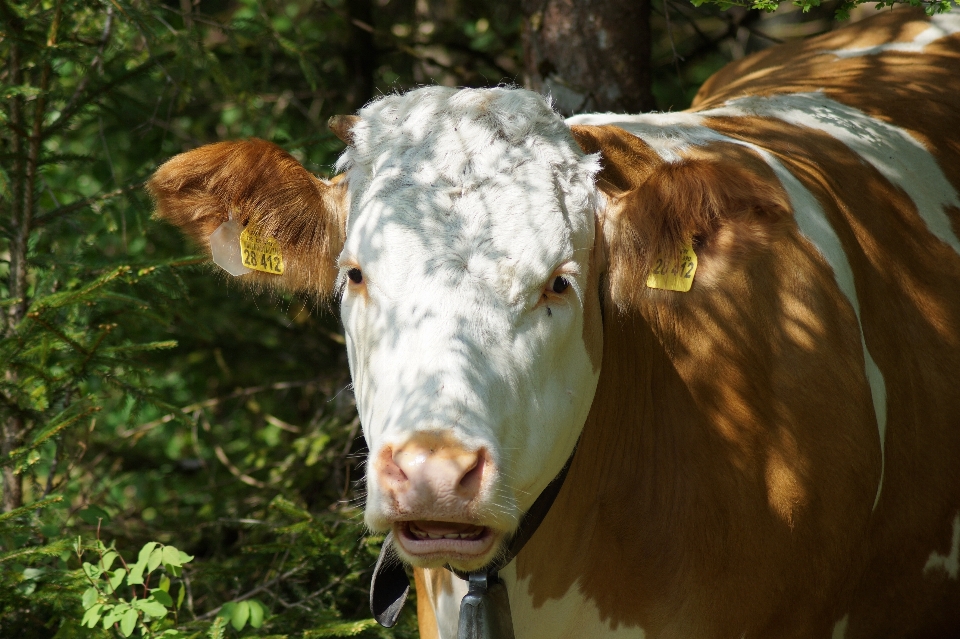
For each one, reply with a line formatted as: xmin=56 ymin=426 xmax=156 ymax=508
xmin=239 ymin=226 xmax=284 ymax=275
xmin=646 ymin=244 xmax=697 ymax=292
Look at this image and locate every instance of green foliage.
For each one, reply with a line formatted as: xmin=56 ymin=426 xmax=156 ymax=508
xmin=78 ymin=538 xmax=193 ymax=637
xmin=0 ymin=0 xmax=199 ymax=633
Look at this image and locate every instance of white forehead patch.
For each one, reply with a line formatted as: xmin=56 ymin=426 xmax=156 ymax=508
xmin=337 ymin=87 xmax=600 ymax=248
xmin=336 ymin=88 xmax=601 ymax=315
xmin=824 ymin=13 xmax=960 ymax=58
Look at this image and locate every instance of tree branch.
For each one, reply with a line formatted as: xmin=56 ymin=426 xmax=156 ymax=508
xmin=192 ymin=562 xmax=310 ymax=621
xmin=34 ymin=181 xmax=143 ymax=226
xmin=119 ymin=379 xmax=320 ymax=439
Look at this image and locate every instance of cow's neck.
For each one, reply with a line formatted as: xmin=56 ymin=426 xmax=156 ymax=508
xmin=514 ymin=301 xmax=719 ymax=633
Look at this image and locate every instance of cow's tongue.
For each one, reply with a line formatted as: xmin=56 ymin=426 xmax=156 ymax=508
xmin=407 ymin=520 xmax=485 ymax=539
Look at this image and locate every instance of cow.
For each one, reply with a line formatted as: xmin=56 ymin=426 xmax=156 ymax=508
xmin=148 ymin=8 xmax=960 ymax=638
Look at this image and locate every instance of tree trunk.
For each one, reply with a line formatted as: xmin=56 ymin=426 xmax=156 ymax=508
xmin=522 ymin=0 xmax=654 ymax=116
xmin=345 ymin=0 xmax=377 ymax=109
xmin=2 ymin=3 xmax=26 ymax=513
xmin=1 ymin=0 xmax=58 ymax=512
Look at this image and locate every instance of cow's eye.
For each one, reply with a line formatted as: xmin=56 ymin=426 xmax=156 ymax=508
xmin=552 ymin=276 xmax=570 ymax=294
xmin=347 ymin=268 xmax=363 ymax=284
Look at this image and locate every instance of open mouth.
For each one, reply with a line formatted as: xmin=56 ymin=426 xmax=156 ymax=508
xmin=393 ymin=520 xmax=498 ymax=561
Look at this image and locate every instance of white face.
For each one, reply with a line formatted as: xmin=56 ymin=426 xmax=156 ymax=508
xmin=336 ymin=87 xmax=602 ymax=571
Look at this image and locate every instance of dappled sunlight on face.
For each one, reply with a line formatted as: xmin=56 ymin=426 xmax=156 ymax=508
xmin=334 ymin=87 xmax=602 ymax=543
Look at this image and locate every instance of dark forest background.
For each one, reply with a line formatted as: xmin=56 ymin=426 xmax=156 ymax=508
xmin=0 ymin=0 xmax=947 ymax=637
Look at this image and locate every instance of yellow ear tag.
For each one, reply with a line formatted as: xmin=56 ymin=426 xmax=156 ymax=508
xmin=646 ymin=244 xmax=697 ymax=292
xmin=239 ymin=225 xmax=284 ymax=275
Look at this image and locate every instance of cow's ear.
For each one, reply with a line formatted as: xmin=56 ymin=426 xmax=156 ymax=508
xmin=328 ymin=115 xmax=360 ymax=146
xmin=147 ymin=139 xmax=347 ymax=300
xmin=570 ymin=124 xmax=791 ymax=311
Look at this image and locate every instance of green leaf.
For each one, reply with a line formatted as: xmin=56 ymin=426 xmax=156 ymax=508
xmin=217 ymin=602 xmax=236 ymax=621
xmin=102 ymin=606 xmax=123 ymax=629
xmin=176 ymin=583 xmax=185 ymax=610
xmin=81 ymin=587 xmax=99 ymax=609
xmin=120 ymin=608 xmax=138 ymax=637
xmin=109 ymin=567 xmax=126 ymax=591
xmin=81 ymin=603 xmax=103 ymax=628
xmin=127 ymin=560 xmax=146 ymax=586
xmin=22 ymin=568 xmax=44 ymax=581
xmin=151 ymin=588 xmax=174 ymax=606
xmin=82 ymin=562 xmax=102 ymax=580
xmin=248 ymin=599 xmax=265 ymax=628
xmin=230 ymin=600 xmax=250 ymax=631
xmin=161 ymin=545 xmax=181 ymax=567
xmin=138 ymin=542 xmax=159 ymax=564
xmin=147 ymin=547 xmax=163 ymax=572
xmin=137 ymin=598 xmax=168 ymax=618
xmin=178 ymin=550 xmax=194 ymax=564
xmin=159 ymin=574 xmax=171 ymax=592
xmin=101 ymin=551 xmax=118 ymax=571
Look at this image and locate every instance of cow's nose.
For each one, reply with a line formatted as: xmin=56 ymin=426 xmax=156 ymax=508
xmin=377 ymin=436 xmax=487 ymax=512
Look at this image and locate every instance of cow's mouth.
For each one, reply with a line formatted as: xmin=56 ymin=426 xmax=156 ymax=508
xmin=393 ymin=520 xmax=498 ymax=561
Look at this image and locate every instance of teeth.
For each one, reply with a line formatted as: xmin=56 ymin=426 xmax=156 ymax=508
xmin=408 ymin=525 xmax=483 ymax=540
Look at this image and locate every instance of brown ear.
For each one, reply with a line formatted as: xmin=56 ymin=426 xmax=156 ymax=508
xmin=570 ymin=124 xmax=791 ymax=310
xmin=147 ymin=139 xmax=346 ymax=300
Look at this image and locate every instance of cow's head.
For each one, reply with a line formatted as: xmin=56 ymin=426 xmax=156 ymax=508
xmin=150 ymin=87 xmax=734 ymax=572
xmin=330 ymin=88 xmax=607 ymax=572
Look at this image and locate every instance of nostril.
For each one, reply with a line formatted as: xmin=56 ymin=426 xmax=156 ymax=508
xmin=458 ymin=449 xmax=486 ymax=497
xmin=383 ymin=439 xmax=489 ymax=505
xmin=379 ymin=448 xmax=408 ymax=485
